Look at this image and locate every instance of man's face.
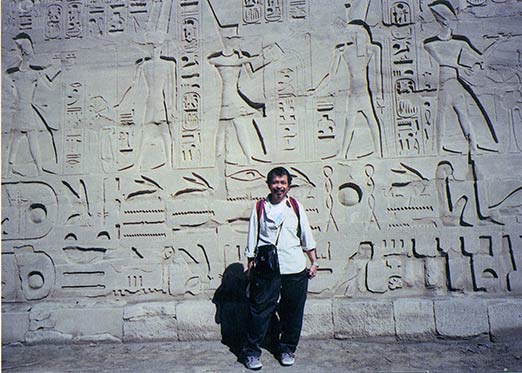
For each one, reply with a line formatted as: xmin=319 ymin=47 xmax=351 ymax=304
xmin=268 ymin=174 xmax=289 ymax=204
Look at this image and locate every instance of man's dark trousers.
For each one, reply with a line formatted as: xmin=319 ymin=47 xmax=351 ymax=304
xmin=243 ymin=269 xmax=309 ymax=357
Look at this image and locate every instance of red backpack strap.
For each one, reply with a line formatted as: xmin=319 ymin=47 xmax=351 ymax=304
xmin=288 ymin=196 xmax=300 ymax=218
xmin=256 ymin=199 xmax=265 ymax=221
xmin=288 ymin=196 xmax=302 ymax=237
xmin=255 ymin=199 xmax=265 ymax=241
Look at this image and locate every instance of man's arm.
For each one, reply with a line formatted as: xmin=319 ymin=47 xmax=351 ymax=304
xmin=305 ymin=248 xmax=319 ymax=278
xmin=297 ymin=200 xmax=319 ymax=278
xmin=245 ymin=204 xmax=259 ymax=274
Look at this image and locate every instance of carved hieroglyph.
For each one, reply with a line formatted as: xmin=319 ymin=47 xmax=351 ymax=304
xmin=2 ymin=0 xmax=522 ymax=308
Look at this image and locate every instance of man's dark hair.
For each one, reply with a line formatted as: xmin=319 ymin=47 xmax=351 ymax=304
xmin=266 ymin=167 xmax=292 ymax=185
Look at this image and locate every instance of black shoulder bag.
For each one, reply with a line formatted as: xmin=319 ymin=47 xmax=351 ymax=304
xmin=253 ymin=232 xmax=281 ymax=276
xmin=253 ymin=200 xmax=282 ymax=276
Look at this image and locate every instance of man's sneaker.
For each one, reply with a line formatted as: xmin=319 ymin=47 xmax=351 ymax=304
xmin=245 ymin=355 xmax=262 ymax=370
xmin=280 ymin=352 xmax=295 ymax=366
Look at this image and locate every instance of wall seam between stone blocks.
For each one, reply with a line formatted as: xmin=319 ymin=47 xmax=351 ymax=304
xmin=486 ymin=301 xmax=493 ymax=342
xmin=175 ymin=302 xmax=180 ymax=342
xmin=121 ymin=307 xmax=124 ymax=342
xmin=330 ymin=298 xmax=335 ymax=339
xmin=431 ymin=299 xmax=440 ymax=338
xmin=392 ymin=299 xmax=398 ymax=339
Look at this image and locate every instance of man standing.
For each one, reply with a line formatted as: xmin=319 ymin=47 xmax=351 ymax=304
xmin=243 ymin=167 xmax=319 ymax=370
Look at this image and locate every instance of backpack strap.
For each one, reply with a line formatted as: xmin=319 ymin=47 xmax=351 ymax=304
xmin=256 ymin=199 xmax=265 ymax=222
xmin=255 ymin=199 xmax=265 ymax=243
xmin=257 ymin=196 xmax=301 ymax=238
xmin=288 ymin=196 xmax=301 ymax=238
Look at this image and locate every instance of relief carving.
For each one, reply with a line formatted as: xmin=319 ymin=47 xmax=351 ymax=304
xmin=5 ymin=33 xmax=61 ymax=177
xmin=1 ymin=0 xmax=522 ymax=310
xmin=14 ymin=246 xmax=56 ymax=301
xmin=314 ymin=20 xmax=384 ymax=159
xmin=208 ymin=25 xmax=280 ymax=165
xmin=424 ymin=1 xmax=501 ymax=154
xmin=116 ymin=37 xmax=177 ymax=170
xmin=2 ymin=182 xmax=58 ymax=241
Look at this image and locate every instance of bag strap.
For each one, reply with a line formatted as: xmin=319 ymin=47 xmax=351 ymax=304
xmin=256 ymin=197 xmax=301 ymax=240
xmin=288 ymin=196 xmax=301 ymax=238
xmin=256 ymin=199 xmax=265 ymax=222
xmin=255 ymin=199 xmax=265 ymax=242
xmin=255 ymin=199 xmax=282 ymax=247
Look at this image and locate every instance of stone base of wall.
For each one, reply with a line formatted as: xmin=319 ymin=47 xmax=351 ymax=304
xmin=3 ymin=298 xmax=521 ymax=345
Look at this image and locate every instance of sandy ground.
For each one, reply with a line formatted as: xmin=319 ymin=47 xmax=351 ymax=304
xmin=2 ymin=338 xmax=522 ymax=372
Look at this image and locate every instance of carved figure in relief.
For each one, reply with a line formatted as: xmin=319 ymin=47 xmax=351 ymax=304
xmin=424 ymin=1 xmax=500 ymax=154
xmin=335 ymin=242 xmax=372 ymax=297
xmin=117 ymin=37 xmax=177 ymax=169
xmin=314 ymin=21 xmax=383 ymax=159
xmin=484 ymin=34 xmax=522 ymax=153
xmin=208 ymin=27 xmax=281 ymax=164
xmin=436 ymin=159 xmax=501 ymax=227
xmin=5 ymin=33 xmax=61 ymax=176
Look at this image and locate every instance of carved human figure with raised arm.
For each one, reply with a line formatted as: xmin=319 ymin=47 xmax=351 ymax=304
xmin=208 ymin=26 xmax=282 ymax=164
xmin=117 ymin=34 xmax=177 ymax=169
xmin=5 ymin=33 xmax=60 ymax=176
xmin=424 ymin=1 xmax=501 ymax=154
xmin=314 ymin=20 xmax=384 ymax=159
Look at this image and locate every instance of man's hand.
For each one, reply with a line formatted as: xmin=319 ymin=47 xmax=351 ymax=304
xmin=306 ymin=249 xmax=319 ymax=279
xmin=308 ymin=262 xmax=318 ymax=279
xmin=246 ymin=258 xmax=255 ymax=277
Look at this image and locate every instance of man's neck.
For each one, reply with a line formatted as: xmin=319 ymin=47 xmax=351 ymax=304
xmin=269 ymin=194 xmax=287 ymax=205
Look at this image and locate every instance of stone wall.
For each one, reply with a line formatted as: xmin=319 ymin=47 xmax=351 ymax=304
xmin=2 ymin=0 xmax=522 ymax=344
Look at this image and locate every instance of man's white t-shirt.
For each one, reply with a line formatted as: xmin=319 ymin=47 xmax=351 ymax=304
xmin=245 ymin=196 xmax=316 ymax=275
